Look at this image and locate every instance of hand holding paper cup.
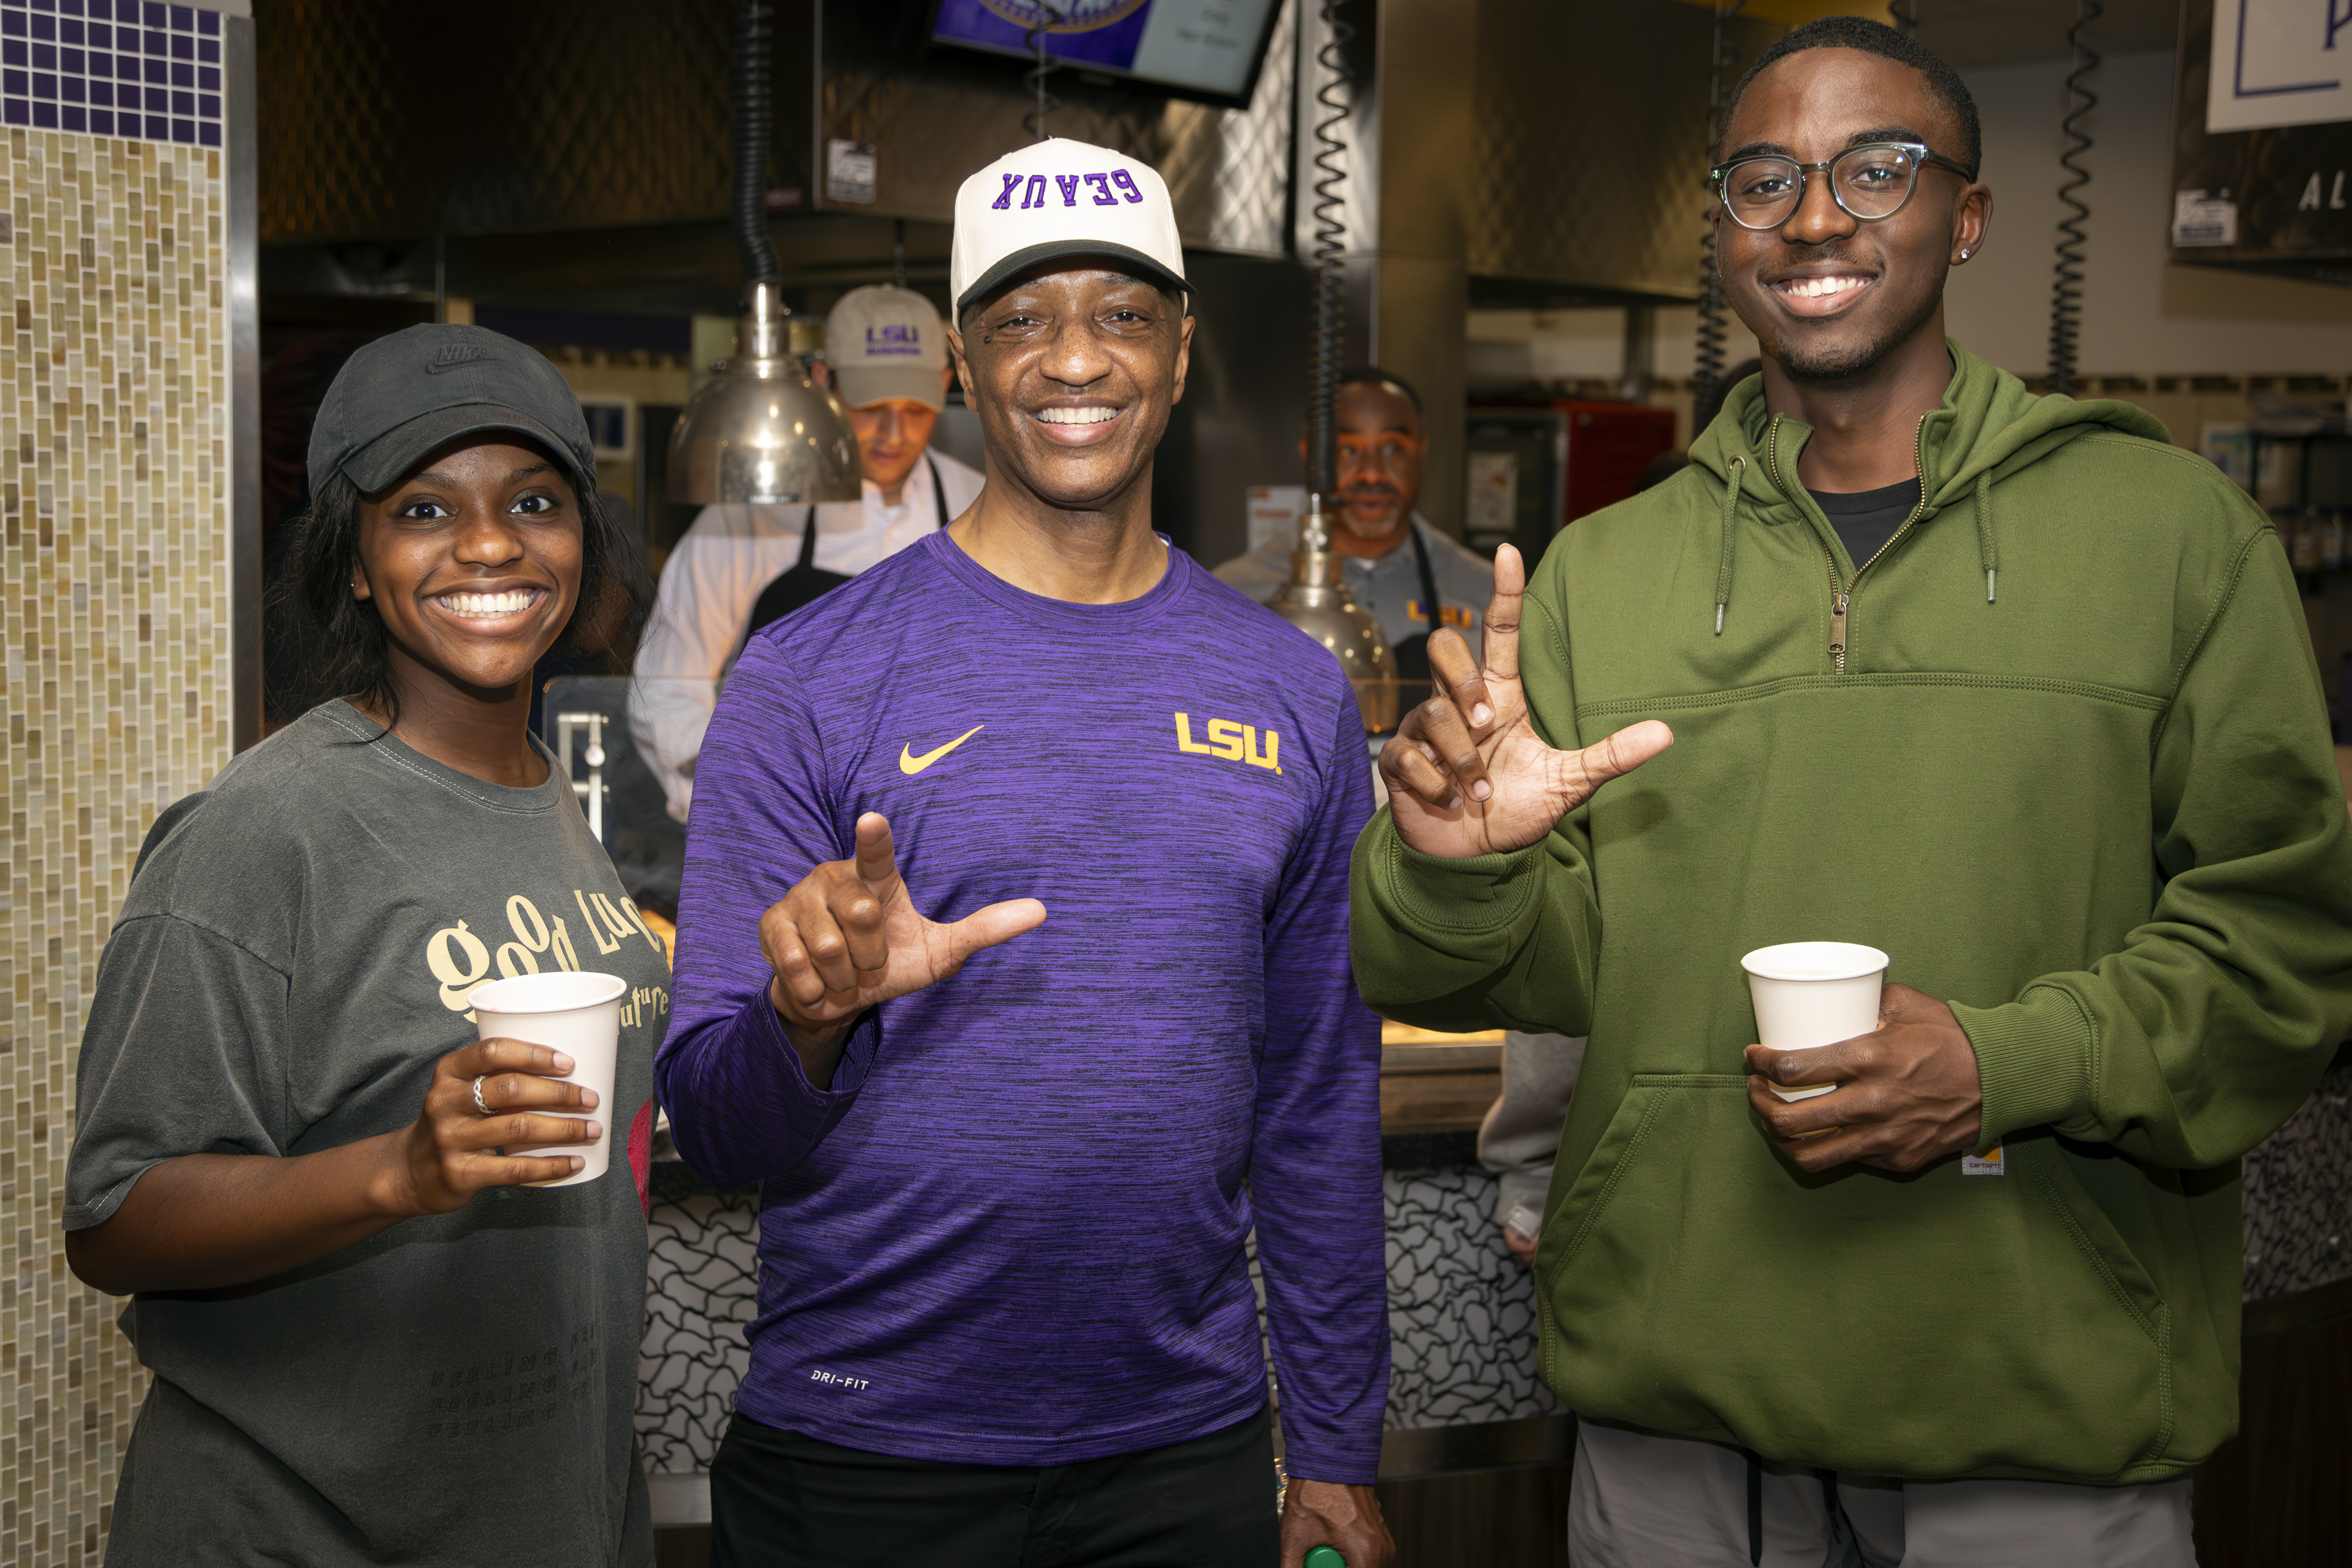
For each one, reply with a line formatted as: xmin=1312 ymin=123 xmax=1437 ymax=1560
xmin=1740 ymin=942 xmax=1889 ymax=1102
xmin=470 ymin=971 xmax=627 ymax=1188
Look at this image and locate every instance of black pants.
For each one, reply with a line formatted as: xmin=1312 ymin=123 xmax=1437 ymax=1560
xmin=709 ymin=1406 xmax=1280 ymax=1568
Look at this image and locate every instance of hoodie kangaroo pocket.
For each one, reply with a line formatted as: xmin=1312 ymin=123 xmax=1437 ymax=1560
xmin=1536 ymin=1075 xmax=2174 ymax=1482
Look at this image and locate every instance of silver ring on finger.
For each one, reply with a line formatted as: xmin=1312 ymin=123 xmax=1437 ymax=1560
xmin=471 ymin=1074 xmax=495 ymax=1117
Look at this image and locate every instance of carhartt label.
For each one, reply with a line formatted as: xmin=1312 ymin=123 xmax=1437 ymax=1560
xmin=1962 ymin=1144 xmax=2005 ymax=1176
xmin=810 ymin=1368 xmax=871 ymax=1392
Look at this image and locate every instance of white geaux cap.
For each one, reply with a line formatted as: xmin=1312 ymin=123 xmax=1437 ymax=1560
xmin=824 ymin=285 xmax=948 ymax=410
xmin=950 ymin=139 xmax=1189 ymax=320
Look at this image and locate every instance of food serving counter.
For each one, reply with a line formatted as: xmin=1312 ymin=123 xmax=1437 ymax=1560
xmin=633 ymin=1023 xmax=1566 ymax=1525
xmin=632 ymin=1019 xmax=2352 ymax=1533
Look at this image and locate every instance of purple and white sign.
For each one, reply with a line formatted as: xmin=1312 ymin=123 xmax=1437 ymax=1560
xmin=932 ymin=0 xmax=1277 ymax=102
xmin=2209 ymin=0 xmax=2352 ymax=132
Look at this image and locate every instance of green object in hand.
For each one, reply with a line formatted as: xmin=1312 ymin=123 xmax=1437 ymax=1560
xmin=1304 ymin=1549 xmax=1347 ymax=1568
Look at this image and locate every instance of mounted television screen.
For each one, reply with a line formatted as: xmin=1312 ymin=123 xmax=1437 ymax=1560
xmin=930 ymin=0 xmax=1284 ymax=108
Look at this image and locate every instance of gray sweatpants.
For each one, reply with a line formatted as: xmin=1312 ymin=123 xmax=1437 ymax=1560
xmin=1568 ymin=1417 xmax=2197 ymax=1568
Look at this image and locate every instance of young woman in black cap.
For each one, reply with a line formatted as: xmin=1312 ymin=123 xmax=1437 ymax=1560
xmin=64 ymin=325 xmax=665 ymax=1566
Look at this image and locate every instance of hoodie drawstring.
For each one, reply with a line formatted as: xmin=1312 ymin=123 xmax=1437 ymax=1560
xmin=1712 ymin=454 xmax=1988 ymax=628
xmin=1716 ymin=455 xmax=1747 ymax=634
xmin=1745 ymin=1450 xmax=1764 ymax=1563
xmin=1975 ymin=472 xmax=1998 ymax=603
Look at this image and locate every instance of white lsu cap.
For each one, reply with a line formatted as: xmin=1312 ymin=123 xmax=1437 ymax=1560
xmin=950 ymin=139 xmax=1188 ymax=320
xmin=824 ymin=285 xmax=948 ymax=410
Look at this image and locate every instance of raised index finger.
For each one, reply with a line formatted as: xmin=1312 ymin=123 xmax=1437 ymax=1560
xmin=1484 ymin=544 xmax=1526 ymax=684
xmin=852 ymin=812 xmax=900 ymax=893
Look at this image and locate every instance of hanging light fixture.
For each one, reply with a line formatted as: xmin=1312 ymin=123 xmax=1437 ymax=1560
xmin=1272 ymin=494 xmax=1399 ymax=734
xmin=671 ymin=281 xmax=860 ymax=504
xmin=669 ymin=0 xmax=861 ymax=506
xmin=1268 ymin=0 xmax=1396 ymax=735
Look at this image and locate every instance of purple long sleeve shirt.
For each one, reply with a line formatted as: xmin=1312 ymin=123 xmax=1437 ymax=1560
xmin=656 ymin=531 xmax=1389 ymax=1480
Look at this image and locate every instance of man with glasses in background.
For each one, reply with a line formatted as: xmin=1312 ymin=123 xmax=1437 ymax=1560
xmin=1215 ymin=367 xmax=1492 ymax=686
xmin=1351 ymin=18 xmax=2352 ymax=1566
xmin=1216 ymin=369 xmax=1592 ymax=1282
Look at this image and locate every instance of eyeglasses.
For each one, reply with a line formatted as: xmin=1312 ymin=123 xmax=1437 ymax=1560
xmin=1709 ymin=141 xmax=1975 ymax=231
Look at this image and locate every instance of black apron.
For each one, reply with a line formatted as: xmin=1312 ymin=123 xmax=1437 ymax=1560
xmin=1389 ymin=523 xmax=1448 ymax=683
xmin=744 ymin=454 xmax=951 ymax=639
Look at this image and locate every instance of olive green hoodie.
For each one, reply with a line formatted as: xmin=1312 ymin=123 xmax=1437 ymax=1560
xmin=1351 ymin=342 xmax=2352 ymax=1483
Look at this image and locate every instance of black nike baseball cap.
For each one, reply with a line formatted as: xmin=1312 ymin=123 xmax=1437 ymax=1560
xmin=307 ymin=323 xmax=597 ymax=498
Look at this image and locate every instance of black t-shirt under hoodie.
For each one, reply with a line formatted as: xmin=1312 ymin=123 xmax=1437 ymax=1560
xmin=1810 ymin=477 xmax=1922 ymax=573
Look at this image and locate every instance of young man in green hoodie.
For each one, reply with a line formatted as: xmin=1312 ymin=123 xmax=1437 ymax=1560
xmin=1351 ymin=18 xmax=2352 ymax=1566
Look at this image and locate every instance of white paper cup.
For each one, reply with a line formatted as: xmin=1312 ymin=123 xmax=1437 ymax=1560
xmin=1739 ymin=942 xmax=1888 ymax=1102
xmin=470 ymin=971 xmax=627 ymax=1187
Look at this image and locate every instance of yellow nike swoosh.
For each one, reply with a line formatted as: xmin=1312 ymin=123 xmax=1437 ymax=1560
xmin=899 ymin=724 xmax=985 ymax=775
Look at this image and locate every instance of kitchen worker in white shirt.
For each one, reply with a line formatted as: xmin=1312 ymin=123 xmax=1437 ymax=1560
xmin=630 ymin=284 xmax=987 ymax=821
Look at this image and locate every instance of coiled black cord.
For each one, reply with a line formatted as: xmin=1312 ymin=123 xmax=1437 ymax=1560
xmin=1024 ymin=2 xmax=1067 ymax=142
xmin=2049 ymin=0 xmax=2100 ymax=397
xmin=733 ymin=0 xmax=778 ymax=284
xmin=1692 ymin=0 xmax=1746 ymax=420
xmin=1306 ymin=0 xmax=1353 ymax=499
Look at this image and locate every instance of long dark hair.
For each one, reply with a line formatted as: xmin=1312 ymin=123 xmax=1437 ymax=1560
xmin=271 ymin=447 xmax=650 ymax=729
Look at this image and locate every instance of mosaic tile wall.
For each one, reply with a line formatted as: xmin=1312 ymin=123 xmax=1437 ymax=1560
xmin=2 ymin=123 xmax=232 ymax=1565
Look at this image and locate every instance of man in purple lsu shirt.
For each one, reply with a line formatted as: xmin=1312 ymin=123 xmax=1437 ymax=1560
xmin=657 ymin=141 xmax=1395 ymax=1567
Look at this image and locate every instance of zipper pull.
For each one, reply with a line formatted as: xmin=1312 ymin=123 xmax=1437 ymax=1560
xmin=1829 ymin=591 xmax=1849 ymax=671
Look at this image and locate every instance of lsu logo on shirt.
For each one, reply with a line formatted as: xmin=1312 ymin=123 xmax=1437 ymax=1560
xmin=1408 ymin=600 xmax=1476 ymax=630
xmin=1173 ymin=712 xmax=1281 ymax=774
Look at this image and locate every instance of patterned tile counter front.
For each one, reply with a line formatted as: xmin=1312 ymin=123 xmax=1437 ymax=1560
xmin=1379 ymin=1163 xmax=1559 ymax=1431
xmin=635 ymin=1154 xmax=1558 ymax=1477
xmin=2243 ymin=1055 xmax=2352 ymax=1302
xmin=638 ymin=1184 xmax=760 ymax=1476
xmin=637 ymin=1046 xmax=2352 ymax=1483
